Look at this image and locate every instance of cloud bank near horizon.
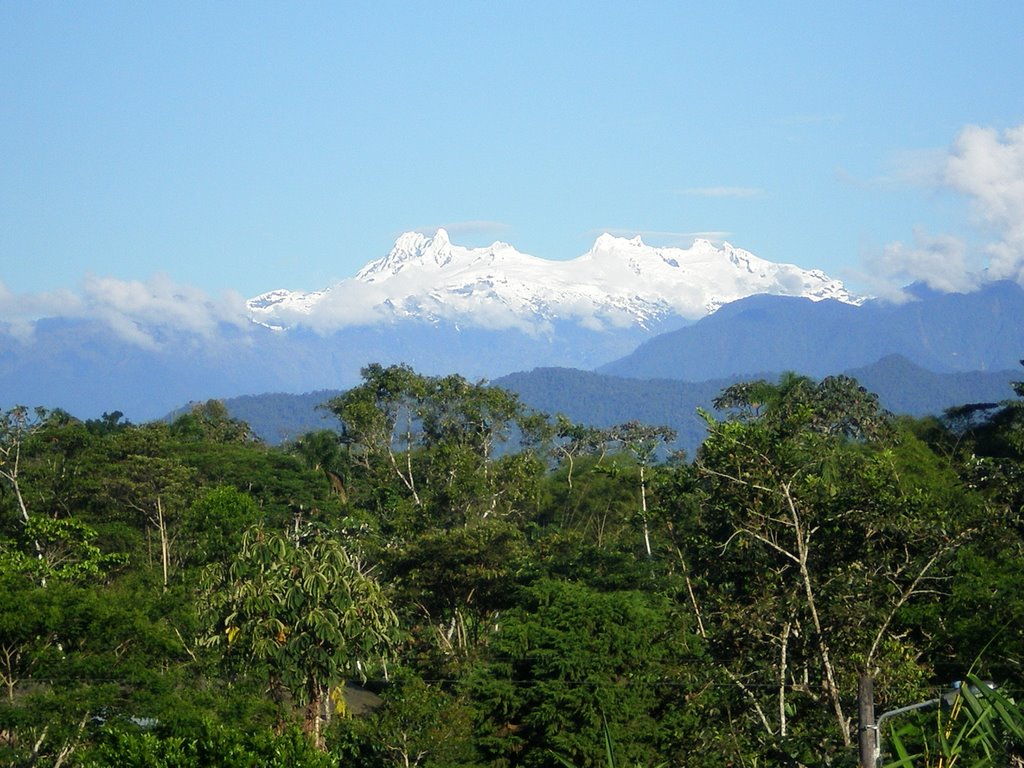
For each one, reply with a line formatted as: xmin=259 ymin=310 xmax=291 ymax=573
xmin=0 ymin=274 xmax=250 ymax=348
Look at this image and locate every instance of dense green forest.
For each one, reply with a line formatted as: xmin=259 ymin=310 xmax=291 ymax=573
xmin=3 ymin=363 xmax=1024 ymax=767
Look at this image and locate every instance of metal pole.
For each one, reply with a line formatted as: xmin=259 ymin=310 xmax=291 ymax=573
xmin=874 ymin=697 xmax=942 ymax=766
xmin=859 ymin=675 xmax=876 ymax=768
xmin=869 ymin=680 xmax=994 ymax=766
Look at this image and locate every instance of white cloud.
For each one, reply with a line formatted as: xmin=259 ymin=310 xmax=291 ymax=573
xmin=871 ymin=122 xmax=1024 ymax=297
xmin=945 ymin=124 xmax=1024 ymax=282
xmin=0 ymin=281 xmax=85 ymax=319
xmin=860 ymin=229 xmax=980 ymax=302
xmin=0 ymin=282 xmax=86 ymax=341
xmin=835 ymin=148 xmax=948 ymax=191
xmin=269 ymin=274 xmax=544 ymax=336
xmin=0 ymin=274 xmax=250 ymax=348
xmin=297 ymin=280 xmax=410 ymax=330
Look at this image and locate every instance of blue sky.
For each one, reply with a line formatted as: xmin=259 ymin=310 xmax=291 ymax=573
xmin=2 ymin=2 xmax=1023 ymax=308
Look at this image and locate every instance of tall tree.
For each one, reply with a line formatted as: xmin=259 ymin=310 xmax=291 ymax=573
xmin=101 ymin=453 xmax=194 ymax=587
xmin=0 ymin=406 xmax=48 ymax=528
xmin=170 ymin=400 xmax=257 ymax=444
xmin=327 ymin=363 xmax=428 ymax=510
xmin=0 ymin=407 xmax=51 ymax=583
xmin=606 ymin=421 xmax=676 ymax=558
xmin=200 ymin=526 xmax=399 ymax=750
xmin=326 ymin=364 xmax=543 ymax=532
xmin=680 ymin=375 xmax=980 ymax=759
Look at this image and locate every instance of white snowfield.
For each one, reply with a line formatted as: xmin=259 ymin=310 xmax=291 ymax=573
xmin=247 ymin=229 xmax=858 ymax=334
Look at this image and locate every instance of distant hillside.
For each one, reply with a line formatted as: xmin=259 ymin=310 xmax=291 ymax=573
xmin=494 ymin=357 xmax=1019 ymax=456
xmin=9 ymin=279 xmax=1023 ymax=426
xmin=1 ymin=315 xmax=657 ymax=422
xmin=598 ymin=281 xmax=1024 ymax=380
xmin=216 ymin=356 xmax=1021 ymax=455
xmin=219 ymin=390 xmax=343 ymax=444
xmin=491 ymin=368 xmax=749 ymax=457
xmin=845 ymin=355 xmax=1018 ymax=416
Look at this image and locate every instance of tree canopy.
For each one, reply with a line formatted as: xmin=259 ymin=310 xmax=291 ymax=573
xmin=1 ymin=372 xmax=1023 ymax=767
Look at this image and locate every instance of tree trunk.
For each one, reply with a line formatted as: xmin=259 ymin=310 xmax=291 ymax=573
xmin=156 ymin=496 xmax=170 ymax=588
xmin=2 ymin=444 xmax=46 ymax=585
xmin=783 ymin=482 xmax=849 ymax=745
xmin=639 ymin=464 xmax=652 ymax=558
xmin=858 ymin=675 xmax=876 ymax=768
xmin=779 ymin=620 xmax=792 ymax=737
xmin=303 ymin=682 xmax=327 ymax=751
xmin=1 ymin=645 xmax=16 ymax=704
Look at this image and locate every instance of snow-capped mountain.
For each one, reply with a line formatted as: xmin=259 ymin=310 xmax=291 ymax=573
xmin=247 ymin=229 xmax=858 ymax=333
xmin=5 ymin=229 xmax=1023 ymax=427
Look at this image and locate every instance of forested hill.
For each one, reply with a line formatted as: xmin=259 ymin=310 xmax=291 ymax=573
xmin=212 ymin=356 xmax=1020 ymax=454
xmin=845 ymin=354 xmax=1019 ymax=414
xmin=491 ymin=367 xmax=748 ymax=457
xmin=209 ymin=389 xmax=343 ymax=443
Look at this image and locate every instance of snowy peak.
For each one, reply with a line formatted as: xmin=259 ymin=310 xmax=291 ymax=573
xmin=591 ymin=232 xmax=644 ymax=250
xmin=355 ymin=227 xmax=539 ymax=280
xmin=354 ymin=228 xmax=538 ymax=284
xmin=567 ymin=234 xmax=852 ymax=306
xmin=357 ymin=229 xmax=456 ymax=279
xmin=248 ymin=230 xmax=860 ymax=334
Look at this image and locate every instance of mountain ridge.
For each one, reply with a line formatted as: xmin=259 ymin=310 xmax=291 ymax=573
xmin=597 ymin=280 xmax=1024 ymax=380
xmin=247 ymin=229 xmax=858 ymax=334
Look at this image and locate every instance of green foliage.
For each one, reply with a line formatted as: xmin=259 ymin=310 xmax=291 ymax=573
xmin=77 ymin=721 xmax=334 ymax=768
xmin=325 ymin=363 xmax=546 ymax=532
xmin=0 ymin=575 xmax=207 ymax=766
xmin=883 ymin=676 xmax=1024 ymax=767
xmin=83 ymin=410 xmax=132 ymax=436
xmin=179 ymin=486 xmax=261 ymax=568
xmin=170 ymin=400 xmax=258 ymax=444
xmin=4 ymin=364 xmax=1024 ymax=766
xmin=332 ymin=674 xmax=481 ymax=767
xmin=550 ymin=714 xmax=669 ymax=768
xmin=200 ymin=526 xmax=399 ymax=748
xmin=467 ymin=578 xmax=702 ymax=768
xmin=712 ymin=372 xmax=894 ymax=441
xmin=688 ymin=372 xmax=982 ymax=757
xmin=168 ymin=438 xmax=347 ymax=534
xmin=391 ymin=518 xmax=529 ymax=627
xmin=0 ymin=516 xmax=126 ymax=583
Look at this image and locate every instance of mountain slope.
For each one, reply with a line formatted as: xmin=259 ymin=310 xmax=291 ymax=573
xmin=598 ymin=281 xmax=1024 ymax=380
xmin=498 ymin=358 xmax=1019 ymax=454
xmin=845 ymin=354 xmax=1019 ymax=415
